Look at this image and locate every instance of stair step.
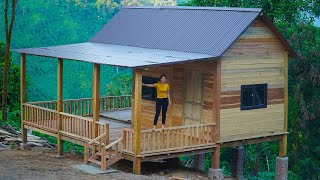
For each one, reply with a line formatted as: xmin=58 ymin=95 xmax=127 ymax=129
xmin=88 ymin=158 xmax=101 ymax=165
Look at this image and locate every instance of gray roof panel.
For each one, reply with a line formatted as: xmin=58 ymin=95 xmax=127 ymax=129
xmin=90 ymin=6 xmax=261 ymax=56
xmin=14 ymin=42 xmax=214 ymax=68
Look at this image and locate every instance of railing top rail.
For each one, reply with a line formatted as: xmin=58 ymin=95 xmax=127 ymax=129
xmin=95 ymin=121 xmax=109 ymax=125
xmin=104 ymin=137 xmax=123 ymax=149
xmin=27 ymin=100 xmax=57 ymax=104
xmin=141 ymin=123 xmax=216 ymax=133
xmin=59 ymin=112 xmax=93 ymax=122
xmin=88 ymin=133 xmax=107 ymax=145
xmin=27 ymin=95 xmax=133 ymax=104
xmin=122 ymin=128 xmax=134 ymax=133
xmin=23 ymin=103 xmax=58 ymax=113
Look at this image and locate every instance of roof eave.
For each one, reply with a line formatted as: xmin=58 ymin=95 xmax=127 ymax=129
xmin=259 ymin=13 xmax=300 ymax=60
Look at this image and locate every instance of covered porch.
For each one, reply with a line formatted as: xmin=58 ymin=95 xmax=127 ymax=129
xmin=16 ymin=42 xmax=219 ymax=174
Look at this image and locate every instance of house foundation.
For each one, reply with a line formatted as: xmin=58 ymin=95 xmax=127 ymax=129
xmin=276 ymin=157 xmax=288 ymax=180
xmin=208 ymin=168 xmax=224 ymax=180
xmin=231 ymin=146 xmax=245 ymax=179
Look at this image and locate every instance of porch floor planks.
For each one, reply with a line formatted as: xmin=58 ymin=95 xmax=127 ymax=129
xmin=98 ymin=117 xmax=131 ymax=142
xmin=99 ymin=109 xmax=132 ymax=123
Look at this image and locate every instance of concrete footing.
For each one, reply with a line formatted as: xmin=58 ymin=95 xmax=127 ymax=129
xmin=208 ymin=168 xmax=224 ymax=180
xmin=20 ymin=143 xmax=31 ymax=150
xmin=276 ymin=157 xmax=288 ymax=180
xmin=231 ymin=146 xmax=245 ymax=179
xmin=192 ymin=154 xmax=206 ymax=171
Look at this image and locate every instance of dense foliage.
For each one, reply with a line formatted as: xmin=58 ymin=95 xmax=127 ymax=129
xmin=0 ymin=42 xmax=21 ymax=128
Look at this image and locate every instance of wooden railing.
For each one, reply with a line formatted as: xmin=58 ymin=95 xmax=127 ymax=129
xmin=104 ymin=137 xmax=123 ymax=168
xmin=122 ymin=128 xmax=134 ymax=154
xmin=22 ymin=103 xmax=57 ymax=132
xmin=122 ymin=124 xmax=215 ymax=156
xmin=100 ymin=95 xmax=132 ymax=111
xmin=84 ymin=132 xmax=109 ymax=170
xmin=60 ymin=112 xmax=109 ymax=140
xmin=27 ymin=101 xmax=57 ymax=110
xmin=28 ymin=95 xmax=132 ymax=116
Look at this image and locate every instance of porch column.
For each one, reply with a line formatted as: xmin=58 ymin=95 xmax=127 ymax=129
xmin=57 ymin=58 xmax=63 ymax=156
xmin=92 ymin=63 xmax=100 ymax=138
xmin=133 ymin=69 xmax=142 ymax=174
xmin=20 ymin=53 xmax=27 ymax=146
xmin=208 ymin=60 xmax=224 ymax=180
xmin=276 ymin=51 xmax=289 ymax=180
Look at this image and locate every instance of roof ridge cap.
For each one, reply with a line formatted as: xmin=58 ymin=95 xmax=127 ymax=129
xmin=122 ymin=6 xmax=262 ymax=13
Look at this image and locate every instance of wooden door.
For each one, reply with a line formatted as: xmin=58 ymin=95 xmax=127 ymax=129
xmin=183 ymin=70 xmax=203 ymax=125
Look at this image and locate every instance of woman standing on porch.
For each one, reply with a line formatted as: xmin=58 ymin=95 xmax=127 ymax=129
xmin=142 ymin=75 xmax=171 ymax=130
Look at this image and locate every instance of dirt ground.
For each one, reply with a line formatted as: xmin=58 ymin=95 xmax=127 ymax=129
xmin=0 ymin=147 xmax=211 ymax=180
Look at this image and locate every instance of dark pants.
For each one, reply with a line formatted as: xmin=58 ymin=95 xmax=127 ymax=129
xmin=154 ymin=98 xmax=168 ymax=125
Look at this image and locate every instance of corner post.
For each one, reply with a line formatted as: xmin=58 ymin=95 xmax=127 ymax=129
xmin=92 ymin=63 xmax=100 ymax=139
xmin=208 ymin=60 xmax=224 ymax=180
xmin=133 ymin=68 xmax=142 ymax=174
xmin=276 ymin=51 xmax=289 ymax=179
xmin=20 ymin=53 xmax=27 ymax=144
xmin=57 ymin=58 xmax=63 ymax=156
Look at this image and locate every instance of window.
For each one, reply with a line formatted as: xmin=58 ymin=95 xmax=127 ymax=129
xmin=241 ymin=84 xmax=267 ymax=110
xmin=142 ymin=76 xmax=158 ymax=101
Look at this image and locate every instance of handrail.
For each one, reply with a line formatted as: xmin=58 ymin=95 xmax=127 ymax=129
xmin=104 ymin=137 xmax=122 ymax=149
xmin=141 ymin=123 xmax=216 ymax=133
xmin=89 ymin=133 xmax=107 ymax=145
xmin=23 ymin=103 xmax=57 ymax=113
xmin=59 ymin=112 xmax=93 ymax=121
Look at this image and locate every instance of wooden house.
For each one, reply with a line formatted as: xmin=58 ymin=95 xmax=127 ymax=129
xmin=14 ymin=6 xmax=298 ymax=179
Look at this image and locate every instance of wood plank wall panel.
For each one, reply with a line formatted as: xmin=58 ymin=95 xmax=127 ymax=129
xmin=220 ymin=18 xmax=286 ymax=142
xmin=140 ymin=60 xmax=215 ymax=129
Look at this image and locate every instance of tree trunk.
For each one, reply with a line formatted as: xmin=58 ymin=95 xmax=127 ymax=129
xmin=2 ymin=0 xmax=18 ymax=123
xmin=2 ymin=40 xmax=10 ymax=122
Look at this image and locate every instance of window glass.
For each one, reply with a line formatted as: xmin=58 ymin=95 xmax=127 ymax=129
xmin=241 ymin=84 xmax=267 ymax=110
xmin=142 ymin=76 xmax=158 ymax=101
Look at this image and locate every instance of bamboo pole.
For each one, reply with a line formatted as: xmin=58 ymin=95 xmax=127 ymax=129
xmin=279 ymin=51 xmax=289 ymax=157
xmin=20 ymin=53 xmax=27 ymax=144
xmin=133 ymin=69 xmax=142 ymax=174
xmin=57 ymin=58 xmax=63 ymax=156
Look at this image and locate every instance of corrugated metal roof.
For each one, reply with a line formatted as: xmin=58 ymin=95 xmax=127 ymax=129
xmin=15 ymin=6 xmax=298 ymax=67
xmin=90 ymin=6 xmax=261 ymax=56
xmin=14 ymin=42 xmax=214 ymax=68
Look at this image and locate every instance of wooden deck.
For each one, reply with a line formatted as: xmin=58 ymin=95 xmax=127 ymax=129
xmin=99 ymin=117 xmax=131 ymax=142
xmin=100 ymin=109 xmax=131 ymax=123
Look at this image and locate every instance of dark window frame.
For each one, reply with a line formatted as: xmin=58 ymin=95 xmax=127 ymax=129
xmin=240 ymin=84 xmax=268 ymax=110
xmin=142 ymin=76 xmax=158 ymax=101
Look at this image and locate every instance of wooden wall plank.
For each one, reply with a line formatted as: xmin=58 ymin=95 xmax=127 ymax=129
xmin=220 ymin=18 xmax=286 ymax=143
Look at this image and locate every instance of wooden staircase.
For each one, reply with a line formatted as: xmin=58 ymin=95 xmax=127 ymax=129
xmin=84 ymin=133 xmax=123 ymax=171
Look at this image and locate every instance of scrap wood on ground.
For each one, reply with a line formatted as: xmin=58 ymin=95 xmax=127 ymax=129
xmin=0 ymin=127 xmax=55 ymax=149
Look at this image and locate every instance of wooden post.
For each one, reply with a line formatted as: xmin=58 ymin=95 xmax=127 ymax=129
xmin=133 ymin=68 xmax=142 ymax=174
xmin=92 ymin=63 xmax=100 ymax=139
xmin=20 ymin=53 xmax=27 ymax=144
xmin=279 ymin=51 xmax=288 ymax=157
xmin=211 ymin=60 xmax=221 ymax=168
xmin=131 ymin=69 xmax=135 ymax=128
xmin=57 ymin=58 xmax=63 ymax=156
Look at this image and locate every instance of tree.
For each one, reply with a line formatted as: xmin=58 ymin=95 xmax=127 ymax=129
xmin=2 ymin=0 xmax=18 ymax=123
